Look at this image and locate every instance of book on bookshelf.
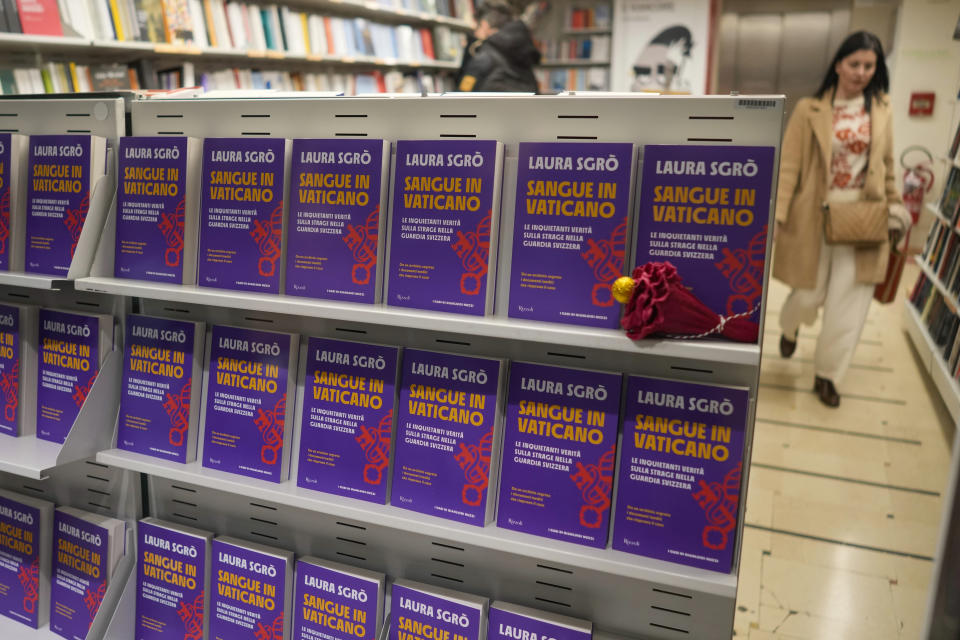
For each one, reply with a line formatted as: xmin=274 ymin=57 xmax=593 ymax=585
xmin=293 ymin=557 xmax=384 ymax=640
xmin=0 ymin=133 xmax=28 ymax=271
xmin=295 ymin=337 xmax=399 ymax=503
xmin=390 ymin=348 xmax=504 ymax=525
xmin=50 ymin=507 xmax=125 ymax=640
xmin=36 ymin=308 xmax=113 ymax=444
xmin=136 ymin=517 xmax=212 ymax=640
xmin=210 ymin=537 xmax=294 ymax=640
xmin=0 ymin=488 xmax=53 ymax=629
xmin=115 ymin=136 xmax=202 ymax=284
xmin=200 ymin=324 xmax=299 ymax=482
xmin=25 ymin=134 xmax=107 ymax=276
xmin=385 ymin=139 xmax=504 ymax=316
xmin=118 ymin=314 xmax=205 ymax=463
xmin=0 ymin=303 xmax=37 ymax=436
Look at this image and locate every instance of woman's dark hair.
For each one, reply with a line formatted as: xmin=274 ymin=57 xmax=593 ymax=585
xmin=815 ymin=30 xmax=889 ymax=111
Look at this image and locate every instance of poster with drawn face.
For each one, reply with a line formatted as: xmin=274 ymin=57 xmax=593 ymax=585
xmin=611 ymin=0 xmax=713 ymax=94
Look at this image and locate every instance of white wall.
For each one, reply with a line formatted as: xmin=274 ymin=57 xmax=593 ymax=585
xmin=886 ymin=0 xmax=960 ymax=248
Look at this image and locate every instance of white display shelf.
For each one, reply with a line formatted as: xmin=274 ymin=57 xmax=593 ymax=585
xmin=916 ymin=255 xmax=959 ymax=310
xmin=0 ymin=351 xmax=121 ymax=480
xmin=903 ymin=301 xmax=960 ymax=421
xmin=75 ymin=276 xmax=760 ymax=367
xmin=0 ymin=273 xmax=65 ymax=290
xmin=97 ymin=447 xmax=736 ymax=598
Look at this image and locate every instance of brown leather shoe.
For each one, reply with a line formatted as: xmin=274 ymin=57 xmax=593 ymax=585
xmin=779 ymin=331 xmax=798 ymax=358
xmin=814 ymin=376 xmax=840 ymax=408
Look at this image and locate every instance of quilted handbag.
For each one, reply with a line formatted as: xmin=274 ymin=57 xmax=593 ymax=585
xmin=822 ymin=200 xmax=887 ymax=246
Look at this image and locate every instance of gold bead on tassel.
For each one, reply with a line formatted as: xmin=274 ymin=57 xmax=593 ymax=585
xmin=612 ymin=276 xmax=636 ymax=304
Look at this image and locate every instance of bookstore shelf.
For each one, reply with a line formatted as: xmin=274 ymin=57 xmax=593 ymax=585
xmin=927 ymin=201 xmax=955 ymax=229
xmin=562 ymin=28 xmax=612 ymax=35
xmin=97 ymin=447 xmax=737 ymax=597
xmin=0 ymin=35 xmax=462 ymax=72
xmin=0 ymin=352 xmax=121 ymax=480
xmin=0 ymin=33 xmax=92 ymax=55
xmin=904 ymin=302 xmax=960 ymax=421
xmin=539 ymin=59 xmax=611 ymax=67
xmin=75 ymin=276 xmax=761 ymax=367
xmin=915 ymin=255 xmax=960 ymax=310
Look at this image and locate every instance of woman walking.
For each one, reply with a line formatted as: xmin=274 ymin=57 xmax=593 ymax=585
xmin=774 ymin=31 xmax=910 ymax=407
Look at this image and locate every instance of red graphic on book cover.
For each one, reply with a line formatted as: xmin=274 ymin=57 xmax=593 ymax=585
xmin=72 ymin=370 xmax=99 ymax=407
xmin=254 ymin=612 xmax=284 ymax=640
xmin=580 ymin=220 xmax=626 ymax=307
xmin=1 ymin=359 xmax=19 ymax=423
xmin=714 ymin=226 xmax=766 ymax=317
xmin=163 ymin=379 xmax=191 ymax=447
xmin=250 ymin=203 xmax=283 ymax=277
xmin=0 ymin=187 xmax=10 ymax=258
xmin=17 ymin=556 xmax=38 ymax=614
xmin=176 ymin=590 xmax=204 ymax=640
xmin=450 ymin=211 xmax=490 ymax=295
xmin=158 ymin=198 xmax=186 ymax=267
xmin=343 ymin=206 xmax=379 ymax=286
xmin=255 ymin=394 xmax=286 ymax=466
xmin=691 ymin=461 xmax=741 ymax=550
xmin=454 ymin=427 xmax=492 ymax=507
xmin=355 ymin=410 xmax=391 ymax=485
xmin=64 ymin=192 xmax=90 ymax=260
xmin=569 ymin=445 xmax=615 ymax=528
xmin=83 ymin=581 xmax=107 ymax=629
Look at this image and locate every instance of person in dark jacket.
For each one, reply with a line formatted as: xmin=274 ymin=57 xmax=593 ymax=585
xmin=458 ymin=3 xmax=541 ymax=92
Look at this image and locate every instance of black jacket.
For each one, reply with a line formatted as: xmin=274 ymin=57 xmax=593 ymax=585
xmin=459 ymin=21 xmax=541 ymax=93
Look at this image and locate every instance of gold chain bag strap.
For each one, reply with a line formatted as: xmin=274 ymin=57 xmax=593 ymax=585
xmin=822 ymin=200 xmax=888 ymax=246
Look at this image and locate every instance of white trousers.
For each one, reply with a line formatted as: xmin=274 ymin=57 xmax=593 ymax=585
xmin=779 ymin=239 xmax=874 ymax=385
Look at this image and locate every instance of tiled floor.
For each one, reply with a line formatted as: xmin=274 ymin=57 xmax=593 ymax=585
xmin=733 ymin=263 xmax=955 ymax=639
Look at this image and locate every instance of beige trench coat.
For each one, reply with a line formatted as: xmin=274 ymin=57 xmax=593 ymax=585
xmin=772 ymin=92 xmax=903 ymax=289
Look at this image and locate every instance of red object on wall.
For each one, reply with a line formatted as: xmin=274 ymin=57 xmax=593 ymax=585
xmin=909 ymin=92 xmax=935 ymax=116
xmin=15 ymin=0 xmax=62 ymax=36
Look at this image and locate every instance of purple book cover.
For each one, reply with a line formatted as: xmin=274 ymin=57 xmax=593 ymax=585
xmin=496 ymin=362 xmax=621 ymax=548
xmin=293 ymin=560 xmax=380 ymax=640
xmin=612 ymin=375 xmax=748 ymax=572
xmin=118 ymin=315 xmax=196 ymax=463
xmin=390 ymin=583 xmax=482 ymax=640
xmin=50 ymin=511 xmax=109 ymax=640
xmin=391 ymin=349 xmax=500 ymax=525
xmin=25 ymin=135 xmax=101 ymax=276
xmin=0 ymin=134 xmax=13 ymax=271
xmin=0 ymin=494 xmax=42 ymax=627
xmin=136 ymin=520 xmax=206 ymax=640
xmin=488 ymin=607 xmax=590 ymax=640
xmin=0 ymin=304 xmax=20 ymax=436
xmin=197 ymin=138 xmax=285 ymax=293
xmin=202 ymin=325 xmax=291 ymax=482
xmin=115 ymin=137 xmax=190 ymax=283
xmin=387 ymin=140 xmax=499 ymax=315
xmin=297 ymin=338 xmax=398 ymax=504
xmin=634 ymin=146 xmax=775 ymax=336
xmin=508 ymin=142 xmax=634 ymax=328
xmin=286 ymin=139 xmax=385 ymax=302
xmin=210 ymin=539 xmax=287 ymax=640
xmin=36 ymin=309 xmax=101 ymax=444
